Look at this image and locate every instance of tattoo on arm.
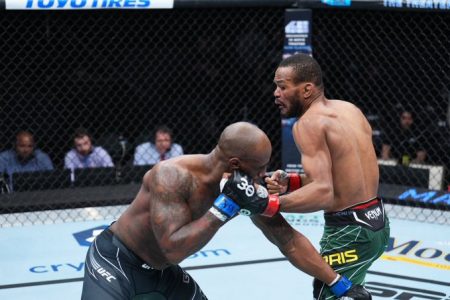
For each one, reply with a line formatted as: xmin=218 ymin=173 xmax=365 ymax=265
xmin=148 ymin=164 xmax=194 ymax=243
xmin=146 ymin=164 xmax=222 ymax=262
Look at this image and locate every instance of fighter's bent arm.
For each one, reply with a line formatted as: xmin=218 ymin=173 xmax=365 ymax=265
xmin=147 ymin=165 xmax=224 ymax=265
xmin=251 ymin=214 xmax=336 ymax=285
xmin=278 ymin=118 xmax=334 ymax=213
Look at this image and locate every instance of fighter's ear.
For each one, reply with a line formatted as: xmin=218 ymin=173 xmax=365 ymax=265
xmin=228 ymin=157 xmax=240 ymax=170
xmin=303 ymin=82 xmax=314 ymax=98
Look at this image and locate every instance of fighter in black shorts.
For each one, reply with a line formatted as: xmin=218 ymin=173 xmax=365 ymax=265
xmin=82 ymin=227 xmax=207 ymax=300
xmin=81 ymin=122 xmax=362 ymax=299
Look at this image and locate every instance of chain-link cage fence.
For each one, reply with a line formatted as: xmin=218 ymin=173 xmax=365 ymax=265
xmin=0 ymin=8 xmax=286 ymax=224
xmin=315 ymin=9 xmax=449 ymax=172
xmin=0 ymin=7 xmax=449 ymax=226
xmin=312 ymin=9 xmax=449 ymax=222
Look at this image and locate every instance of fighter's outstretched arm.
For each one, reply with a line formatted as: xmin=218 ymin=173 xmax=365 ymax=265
xmin=147 ymin=164 xmax=224 ymax=265
xmin=251 ymin=214 xmax=365 ymax=298
xmin=251 ymin=214 xmax=336 ymax=285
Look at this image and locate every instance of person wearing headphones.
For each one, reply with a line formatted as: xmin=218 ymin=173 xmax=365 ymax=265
xmin=64 ymin=128 xmax=114 ymax=170
xmin=0 ymin=130 xmax=54 ymax=190
xmin=133 ymin=125 xmax=184 ymax=166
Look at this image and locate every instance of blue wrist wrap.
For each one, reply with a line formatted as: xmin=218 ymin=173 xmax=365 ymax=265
xmin=213 ymin=194 xmax=240 ymax=218
xmin=330 ymin=275 xmax=352 ymax=297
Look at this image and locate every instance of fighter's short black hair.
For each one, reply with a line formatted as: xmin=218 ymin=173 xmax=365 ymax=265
xmin=279 ymin=53 xmax=323 ymax=89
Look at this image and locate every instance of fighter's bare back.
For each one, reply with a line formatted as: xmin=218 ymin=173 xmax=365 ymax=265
xmin=295 ymin=99 xmax=379 ymax=211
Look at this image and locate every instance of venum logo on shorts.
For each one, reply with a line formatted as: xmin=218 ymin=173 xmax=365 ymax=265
xmin=364 ymin=207 xmax=382 ymax=220
xmin=73 ymin=225 xmax=108 ymax=247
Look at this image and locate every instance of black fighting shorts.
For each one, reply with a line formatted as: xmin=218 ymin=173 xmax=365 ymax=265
xmin=81 ymin=228 xmax=207 ymax=300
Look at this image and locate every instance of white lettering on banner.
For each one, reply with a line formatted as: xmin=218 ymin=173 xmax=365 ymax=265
xmin=383 ymin=0 xmax=402 ymax=7
xmin=5 ymin=0 xmax=174 ymax=9
xmin=365 ymin=207 xmax=382 ymax=220
xmin=285 ymin=21 xmax=309 ymax=34
xmin=384 ymin=0 xmax=450 ymax=9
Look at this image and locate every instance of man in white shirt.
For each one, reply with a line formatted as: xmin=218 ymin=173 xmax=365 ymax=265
xmin=134 ymin=125 xmax=183 ymax=166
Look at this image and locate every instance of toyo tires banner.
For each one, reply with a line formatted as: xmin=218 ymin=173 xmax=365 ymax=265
xmin=5 ymin=0 xmax=173 ymax=9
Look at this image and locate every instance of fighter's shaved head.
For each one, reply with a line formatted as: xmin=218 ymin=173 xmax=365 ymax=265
xmin=218 ymin=122 xmax=271 ymax=161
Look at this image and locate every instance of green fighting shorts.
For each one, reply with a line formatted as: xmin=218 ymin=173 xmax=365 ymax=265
xmin=313 ymin=198 xmax=390 ymax=300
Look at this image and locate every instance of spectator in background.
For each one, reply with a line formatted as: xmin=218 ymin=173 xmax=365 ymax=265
xmin=134 ymin=125 xmax=183 ymax=166
xmin=0 ymin=130 xmax=53 ymax=176
xmin=0 ymin=131 xmax=53 ymax=191
xmin=381 ymin=109 xmax=427 ymax=164
xmin=64 ymin=128 xmax=114 ymax=170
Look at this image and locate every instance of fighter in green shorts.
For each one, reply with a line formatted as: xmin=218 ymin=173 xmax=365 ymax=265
xmin=313 ymin=198 xmax=390 ymax=300
xmin=267 ymin=53 xmax=391 ymax=299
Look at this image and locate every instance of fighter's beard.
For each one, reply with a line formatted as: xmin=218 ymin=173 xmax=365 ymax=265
xmin=284 ymin=101 xmax=304 ymax=118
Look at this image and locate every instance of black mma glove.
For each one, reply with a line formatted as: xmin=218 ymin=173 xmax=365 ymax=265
xmin=342 ymin=284 xmax=372 ymax=300
xmin=209 ymin=170 xmax=256 ymax=222
xmin=222 ymin=170 xmax=280 ymax=217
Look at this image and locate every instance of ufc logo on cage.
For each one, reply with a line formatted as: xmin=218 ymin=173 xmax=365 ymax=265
xmin=237 ymin=177 xmax=255 ymax=197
